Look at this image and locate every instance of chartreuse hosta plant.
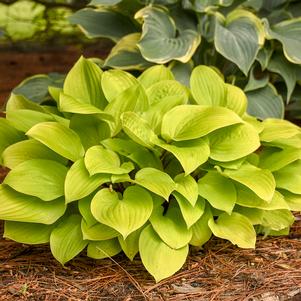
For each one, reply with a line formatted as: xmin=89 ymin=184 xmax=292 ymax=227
xmin=1 ymin=57 xmax=301 ymax=282
xmin=70 ymin=0 xmax=301 ymax=120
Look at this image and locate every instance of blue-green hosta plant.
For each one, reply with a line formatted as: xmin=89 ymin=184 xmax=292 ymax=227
xmin=1 ymin=56 xmax=301 ymax=282
xmin=70 ymin=0 xmax=301 ymax=120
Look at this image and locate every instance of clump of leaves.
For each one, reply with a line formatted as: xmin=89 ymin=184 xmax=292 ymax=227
xmin=0 ymin=0 xmax=88 ymax=45
xmin=1 ymin=57 xmax=301 ymax=282
xmin=70 ymin=0 xmax=301 ymax=120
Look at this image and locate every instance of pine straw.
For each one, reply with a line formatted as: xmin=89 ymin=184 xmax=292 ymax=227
xmin=0 ymin=165 xmax=301 ymax=301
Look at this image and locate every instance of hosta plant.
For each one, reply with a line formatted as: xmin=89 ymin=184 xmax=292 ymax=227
xmin=0 ymin=0 xmax=89 ymax=45
xmin=70 ymin=0 xmax=301 ymax=120
xmin=1 ymin=57 xmax=301 ymax=282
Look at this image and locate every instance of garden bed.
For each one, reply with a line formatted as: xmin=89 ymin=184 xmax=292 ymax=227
xmin=1 ymin=218 xmax=301 ymax=301
xmin=1 ymin=48 xmax=301 ymax=301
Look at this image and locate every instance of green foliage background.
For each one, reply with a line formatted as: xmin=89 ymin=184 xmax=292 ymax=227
xmin=71 ymin=0 xmax=301 ymax=120
xmin=0 ymin=0 xmax=88 ymax=45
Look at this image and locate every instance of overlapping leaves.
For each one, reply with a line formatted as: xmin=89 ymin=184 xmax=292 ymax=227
xmin=71 ymin=0 xmax=301 ymax=120
xmin=1 ymin=57 xmax=300 ymax=283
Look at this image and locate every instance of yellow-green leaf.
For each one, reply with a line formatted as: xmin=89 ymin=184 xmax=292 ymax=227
xmin=65 ymin=159 xmax=110 ymax=203
xmin=50 ymin=214 xmax=88 ymax=265
xmin=208 ymin=123 xmax=260 ymax=162
xmin=0 ymin=185 xmax=66 ymax=224
xmin=91 ymin=186 xmax=153 ymax=239
xmin=198 ymin=171 xmax=236 ymax=214
xmin=223 ymin=164 xmax=276 ymax=201
xmin=135 ymin=168 xmax=175 ymax=200
xmin=4 ymin=159 xmax=68 ymax=202
xmin=208 ymin=212 xmax=256 ymax=248
xmin=26 ymin=122 xmax=85 ymax=162
xmin=139 ymin=225 xmax=189 ymax=282
xmin=161 ymin=105 xmax=242 ymax=141
xmin=190 ymin=65 xmax=226 ymax=106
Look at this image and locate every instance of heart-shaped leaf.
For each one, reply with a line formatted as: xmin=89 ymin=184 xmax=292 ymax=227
xmin=244 ymin=66 xmax=269 ymax=92
xmin=59 ymin=93 xmax=112 ymax=121
xmin=87 ymin=238 xmax=122 ymax=259
xmin=135 ymin=168 xmax=175 ymax=200
xmin=26 ymin=122 xmax=85 ymax=162
xmin=78 ymin=195 xmax=97 ymax=223
xmin=263 ymin=18 xmax=301 ymax=64
xmin=102 ymin=138 xmax=162 ymax=169
xmin=190 ymin=65 xmax=226 ymax=106
xmin=246 ymin=84 xmax=284 ymax=120
xmin=190 ymin=204 xmax=212 ymax=246
xmin=6 ymin=109 xmax=58 ymax=132
xmin=208 ymin=123 xmax=260 ymax=162
xmin=69 ymin=8 xmax=136 ymax=42
xmin=4 ymin=159 xmax=68 ymax=201
xmin=139 ymin=225 xmax=189 ymax=282
xmin=234 ymin=206 xmax=263 ymax=225
xmin=65 ymin=159 xmax=110 ymax=203
xmin=104 ymin=33 xmax=152 ymax=70
xmin=273 ymin=160 xmax=301 ymax=194
xmin=267 ymin=53 xmax=298 ymax=102
xmin=105 ymin=84 xmax=149 ymax=135
xmin=174 ymin=174 xmax=199 ymax=206
xmin=121 ymin=112 xmax=157 ymax=148
xmin=261 ymin=209 xmax=295 ymax=231
xmin=91 ymin=186 xmax=153 ymax=238
xmin=173 ymin=193 xmax=206 ymax=229
xmin=0 ymin=118 xmax=24 ymax=161
xmin=70 ymin=114 xmax=111 ymax=150
xmin=118 ymin=227 xmax=143 ymax=261
xmin=85 ymin=145 xmax=134 ymax=176
xmin=208 ymin=212 xmax=256 ymax=248
xmin=161 ymin=105 xmax=242 ymax=141
xmin=5 ymin=93 xmax=43 ymax=113
xmin=50 ymin=214 xmax=88 ymax=265
xmin=135 ymin=6 xmax=200 ymax=63
xmin=0 ymin=185 xmax=66 ymax=224
xmin=2 ymin=139 xmax=67 ymax=169
xmin=81 ymin=219 xmax=119 ymax=241
xmin=142 ymin=95 xmax=187 ymax=134
xmin=150 ymin=206 xmax=192 ymax=249
xmin=215 ymin=10 xmax=264 ymax=75
xmin=223 ymin=164 xmax=275 ymax=201
xmin=138 ymin=65 xmax=174 ymax=88
xmin=4 ymin=221 xmax=56 ymax=244
xmin=198 ymin=171 xmax=236 ymax=214
xmin=260 ymin=118 xmax=301 ymax=142
xmin=225 ymin=84 xmax=247 ymax=116
xmin=101 ymin=69 xmax=138 ymax=102
xmin=236 ymin=184 xmax=289 ymax=210
xmin=155 ymin=137 xmax=210 ymax=175
xmin=258 ymin=147 xmax=301 ymax=171
xmin=63 ymin=56 xmax=107 ymax=109
xmin=146 ymin=80 xmax=188 ymax=105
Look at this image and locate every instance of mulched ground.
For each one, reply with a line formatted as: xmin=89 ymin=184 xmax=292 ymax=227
xmin=1 ymin=162 xmax=301 ymax=300
xmin=1 ymin=219 xmax=301 ymax=301
xmin=1 ymin=47 xmax=301 ymax=301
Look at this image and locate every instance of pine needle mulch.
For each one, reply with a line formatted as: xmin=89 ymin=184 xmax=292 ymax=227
xmin=0 ymin=164 xmax=301 ymax=301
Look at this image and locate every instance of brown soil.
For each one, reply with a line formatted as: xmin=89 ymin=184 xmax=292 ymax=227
xmin=1 ymin=47 xmax=301 ymax=301
xmin=0 ymin=42 xmax=112 ymax=108
xmin=1 ymin=219 xmax=301 ymax=301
